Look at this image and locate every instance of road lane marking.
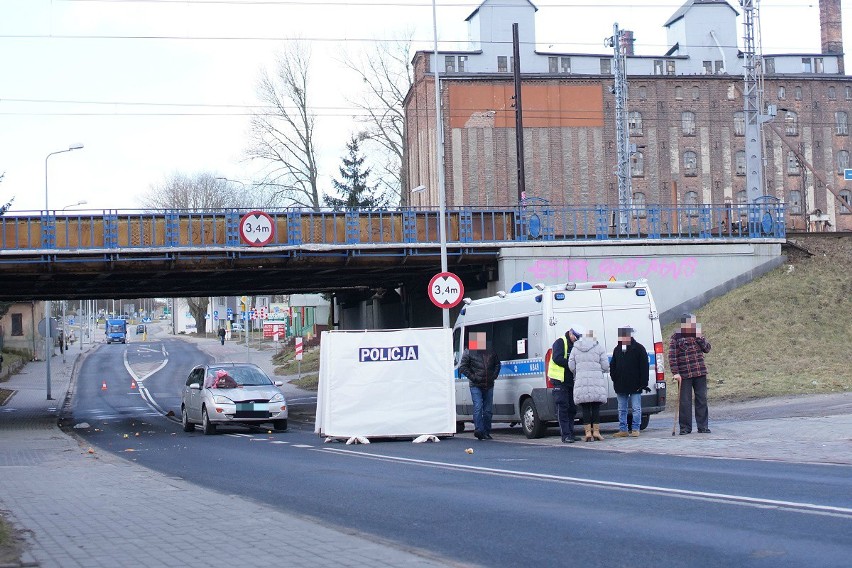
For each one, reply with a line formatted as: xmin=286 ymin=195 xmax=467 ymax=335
xmin=292 ymin=444 xmax=314 ymax=448
xmin=270 ymin=441 xmax=289 ymax=444
xmin=317 ymin=448 xmax=852 ymax=519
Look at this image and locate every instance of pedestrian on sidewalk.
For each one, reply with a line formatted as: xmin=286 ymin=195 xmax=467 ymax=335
xmin=568 ymin=329 xmax=609 ymax=442
xmin=668 ymin=313 xmax=712 ymax=435
xmin=458 ymin=331 xmax=501 ymax=441
xmin=217 ymin=327 xmax=226 ymax=346
xmin=610 ymin=325 xmax=650 ymax=438
xmin=548 ymin=325 xmax=584 ymax=443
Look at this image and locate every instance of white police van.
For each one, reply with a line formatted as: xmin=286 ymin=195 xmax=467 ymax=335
xmin=453 ymin=279 xmax=666 ymax=438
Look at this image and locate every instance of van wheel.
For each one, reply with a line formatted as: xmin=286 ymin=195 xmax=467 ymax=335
xmin=521 ymin=399 xmax=546 ymax=439
xmin=455 ymin=421 xmax=466 ymax=434
xmin=640 ymin=414 xmax=650 ymax=431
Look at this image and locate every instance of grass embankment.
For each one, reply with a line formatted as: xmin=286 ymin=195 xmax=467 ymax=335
xmin=0 ymin=514 xmax=23 ymax=565
xmin=273 ymin=346 xmax=320 ymax=391
xmin=0 ymin=348 xmax=29 ymax=405
xmin=663 ymin=235 xmax=852 ymax=401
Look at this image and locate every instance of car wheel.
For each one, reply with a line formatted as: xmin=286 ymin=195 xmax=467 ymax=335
xmin=640 ymin=414 xmax=650 ymax=431
xmin=455 ymin=421 xmax=466 ymax=434
xmin=521 ymin=398 xmax=546 ymax=439
xmin=273 ymin=419 xmax=288 ymax=431
xmin=181 ymin=406 xmax=194 ymax=432
xmin=202 ymin=406 xmax=216 ymax=435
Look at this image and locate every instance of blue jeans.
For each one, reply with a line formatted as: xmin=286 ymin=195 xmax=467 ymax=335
xmin=617 ymin=393 xmax=642 ymax=432
xmin=470 ymin=386 xmax=494 ymax=435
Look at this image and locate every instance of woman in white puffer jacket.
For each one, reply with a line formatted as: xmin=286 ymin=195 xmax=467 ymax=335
xmin=568 ymin=330 xmax=610 ymax=442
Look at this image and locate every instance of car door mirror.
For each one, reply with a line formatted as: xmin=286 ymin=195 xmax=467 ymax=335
xmin=274 ymin=381 xmax=284 ymax=387
xmin=188 ymin=383 xmax=201 ymax=390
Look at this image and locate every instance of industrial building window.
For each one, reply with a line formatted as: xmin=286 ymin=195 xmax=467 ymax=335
xmin=458 ymin=56 xmax=467 ymax=72
xmin=653 ymin=60 xmax=663 ymax=75
xmin=787 ymin=152 xmax=801 ymax=175
xmin=814 ymin=58 xmax=824 ymax=73
xmin=837 ymin=150 xmax=850 ymax=174
xmin=715 ymin=60 xmax=724 ymax=74
xmin=702 ymin=61 xmax=712 ymax=74
xmin=445 ymin=56 xmax=455 ymax=73
xmin=498 ymin=56 xmax=508 ymax=73
xmin=785 ymin=111 xmax=799 ymax=136
xmin=736 ymin=190 xmax=749 ymax=217
xmin=549 ymin=57 xmax=558 ymax=73
xmin=835 ymin=111 xmax=849 ymax=135
xmin=628 ymin=111 xmax=643 ymax=135
xmin=733 ymin=111 xmax=745 ymax=136
xmin=11 ymin=313 xmax=23 ymax=336
xmin=795 ymin=86 xmax=803 ymax=100
xmin=788 ymin=190 xmax=803 ymax=214
xmin=631 ymin=151 xmax=645 ymax=176
xmin=840 ymin=190 xmax=852 ymax=214
xmin=666 ymin=60 xmax=676 ymax=75
xmin=847 ymin=86 xmax=852 ymax=100
xmin=692 ymin=86 xmax=700 ymax=100
xmin=684 ymin=191 xmax=700 ymax=217
xmin=561 ymin=57 xmax=571 ymax=73
xmin=764 ymin=58 xmax=775 ymax=74
xmin=600 ymin=59 xmax=612 ymax=74
xmin=637 ymin=86 xmax=647 ymax=100
xmin=802 ymin=58 xmax=812 ymax=73
xmin=828 ymin=86 xmax=836 ymax=100
xmin=675 ymin=86 xmax=683 ymax=100
xmin=632 ymin=192 xmax=647 ymax=218
xmin=735 ymin=150 xmax=746 ymax=176
xmin=681 ymin=111 xmax=696 ymax=136
xmin=777 ymin=86 xmax=786 ymax=100
xmin=683 ymin=151 xmax=698 ymax=176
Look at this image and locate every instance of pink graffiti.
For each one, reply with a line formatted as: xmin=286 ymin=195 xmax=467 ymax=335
xmin=527 ymin=257 xmax=698 ymax=282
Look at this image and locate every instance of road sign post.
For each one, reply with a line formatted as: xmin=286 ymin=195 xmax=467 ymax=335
xmin=295 ymin=337 xmax=303 ymax=380
xmin=427 ymin=272 xmax=465 ymax=309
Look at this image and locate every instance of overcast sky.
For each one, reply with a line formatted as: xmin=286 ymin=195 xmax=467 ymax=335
xmin=1 ymin=0 xmax=847 ymax=212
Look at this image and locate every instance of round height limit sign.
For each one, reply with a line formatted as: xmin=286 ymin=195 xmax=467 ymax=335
xmin=428 ymin=272 xmax=464 ymax=309
xmin=240 ymin=211 xmax=275 ymax=246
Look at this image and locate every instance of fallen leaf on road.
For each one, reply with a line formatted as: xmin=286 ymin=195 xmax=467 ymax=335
xmin=465 ymin=448 xmax=474 ymax=454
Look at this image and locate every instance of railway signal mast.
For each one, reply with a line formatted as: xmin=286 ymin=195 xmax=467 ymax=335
xmin=607 ymin=23 xmax=631 ymax=234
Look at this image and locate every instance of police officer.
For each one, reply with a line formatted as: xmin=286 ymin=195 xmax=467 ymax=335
xmin=548 ymin=325 xmax=584 ymax=443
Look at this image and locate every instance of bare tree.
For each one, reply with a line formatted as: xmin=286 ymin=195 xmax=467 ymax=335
xmin=0 ymin=172 xmax=12 ymax=216
xmin=248 ymin=42 xmax=321 ymax=210
xmin=341 ymin=33 xmax=413 ymax=206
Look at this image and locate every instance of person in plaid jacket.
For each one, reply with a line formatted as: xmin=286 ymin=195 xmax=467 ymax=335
xmin=668 ymin=313 xmax=712 ymax=435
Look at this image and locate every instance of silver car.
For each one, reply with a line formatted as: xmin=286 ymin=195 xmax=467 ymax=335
xmin=180 ymin=363 xmax=288 ymax=435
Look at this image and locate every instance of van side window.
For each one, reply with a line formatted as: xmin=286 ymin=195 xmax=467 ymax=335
xmin=464 ymin=318 xmax=529 ymax=362
xmin=453 ymin=328 xmax=461 ymax=364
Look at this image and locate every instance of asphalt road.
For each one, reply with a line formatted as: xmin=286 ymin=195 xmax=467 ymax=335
xmin=68 ymin=340 xmax=852 ymax=568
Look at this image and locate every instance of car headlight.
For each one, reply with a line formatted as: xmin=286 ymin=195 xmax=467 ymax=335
xmin=213 ymin=395 xmax=234 ymax=404
xmin=269 ymin=393 xmax=285 ymax=403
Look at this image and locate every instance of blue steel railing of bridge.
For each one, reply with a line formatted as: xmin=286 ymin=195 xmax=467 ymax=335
xmin=0 ymin=202 xmax=785 ymax=254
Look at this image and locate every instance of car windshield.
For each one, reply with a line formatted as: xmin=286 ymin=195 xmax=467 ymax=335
xmin=108 ymin=325 xmax=124 ymax=333
xmin=207 ymin=366 xmax=272 ymax=387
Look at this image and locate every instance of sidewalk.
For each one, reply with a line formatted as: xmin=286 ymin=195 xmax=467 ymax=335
xmin=0 ymin=342 xmax=450 ymax=568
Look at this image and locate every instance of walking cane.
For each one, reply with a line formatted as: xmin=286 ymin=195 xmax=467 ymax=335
xmin=671 ymin=379 xmax=680 ymax=436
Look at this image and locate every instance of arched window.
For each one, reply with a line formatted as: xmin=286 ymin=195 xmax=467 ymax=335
xmin=837 ymin=150 xmax=850 ymax=175
xmin=684 ymin=190 xmax=700 ymax=217
xmin=683 ymin=151 xmax=698 ymax=176
xmin=840 ymin=189 xmax=852 ymax=214
xmin=788 ymin=190 xmax=803 ymax=214
xmin=777 ymin=85 xmax=786 ymax=100
xmin=836 ymin=111 xmax=849 ymax=135
xmin=785 ymin=111 xmax=798 ymax=136
xmin=828 ymin=86 xmax=836 ymax=100
xmin=735 ymin=150 xmax=746 ymax=176
xmin=787 ymin=151 xmax=801 ymax=175
xmin=631 ymin=151 xmax=645 ymax=176
xmin=736 ymin=189 xmax=748 ymax=217
xmin=681 ymin=111 xmax=696 ymax=136
xmin=628 ymin=111 xmax=643 ymax=135
xmin=795 ymin=86 xmax=803 ymax=100
xmin=733 ymin=111 xmax=745 ymax=136
xmin=632 ymin=192 xmax=647 ymax=218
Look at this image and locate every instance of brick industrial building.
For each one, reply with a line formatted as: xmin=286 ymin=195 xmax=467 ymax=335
xmin=404 ymin=0 xmax=851 ymax=231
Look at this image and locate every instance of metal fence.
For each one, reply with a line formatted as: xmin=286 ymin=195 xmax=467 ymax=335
xmin=0 ymin=201 xmax=785 ymax=252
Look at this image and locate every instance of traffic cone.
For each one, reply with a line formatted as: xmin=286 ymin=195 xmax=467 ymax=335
xmin=101 ymin=380 xmax=108 ymax=391
xmin=130 ymin=380 xmax=137 ymax=390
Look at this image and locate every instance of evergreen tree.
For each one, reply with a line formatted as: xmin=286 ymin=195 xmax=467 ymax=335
xmin=324 ymin=135 xmax=385 ymax=209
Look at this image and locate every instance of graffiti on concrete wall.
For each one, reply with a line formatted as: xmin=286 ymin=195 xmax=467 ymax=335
xmin=526 ymin=257 xmax=698 ymax=282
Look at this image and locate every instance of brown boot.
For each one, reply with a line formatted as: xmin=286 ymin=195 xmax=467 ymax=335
xmin=583 ymin=424 xmax=593 ymax=442
xmin=592 ymin=424 xmax=604 ymax=441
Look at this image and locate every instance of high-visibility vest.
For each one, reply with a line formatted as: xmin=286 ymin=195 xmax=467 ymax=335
xmin=548 ymin=336 xmax=567 ymax=382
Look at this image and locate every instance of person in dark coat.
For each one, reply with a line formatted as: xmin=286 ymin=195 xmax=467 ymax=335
xmin=458 ymin=331 xmax=502 ymax=440
xmin=668 ymin=313 xmax=712 ymax=435
xmin=217 ymin=327 xmax=226 ymax=346
xmin=610 ymin=325 xmax=650 ymax=438
xmin=548 ymin=325 xmax=584 ymax=443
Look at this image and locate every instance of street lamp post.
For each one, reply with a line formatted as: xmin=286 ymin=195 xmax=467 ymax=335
xmin=431 ymin=0 xmax=450 ymax=329
xmin=44 ymin=143 xmax=83 ymax=399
